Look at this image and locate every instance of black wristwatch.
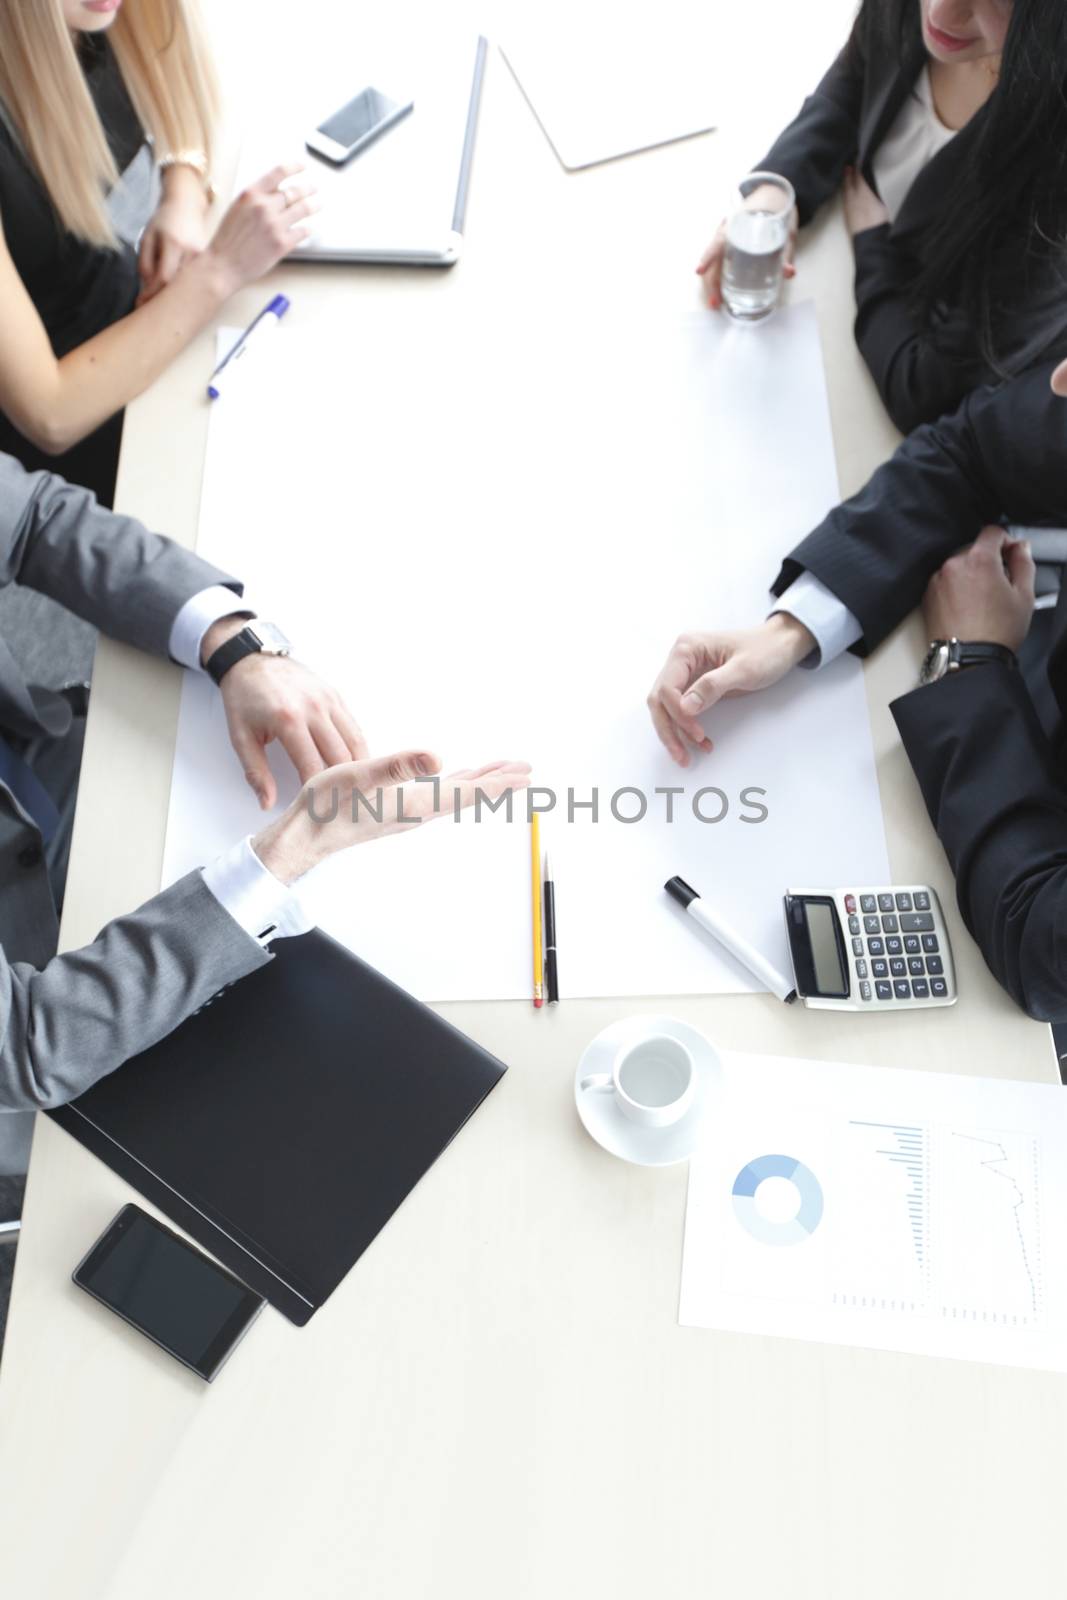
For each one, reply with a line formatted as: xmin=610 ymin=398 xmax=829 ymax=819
xmin=205 ymin=621 xmax=292 ymax=686
xmin=919 ymin=638 xmax=1017 ymax=685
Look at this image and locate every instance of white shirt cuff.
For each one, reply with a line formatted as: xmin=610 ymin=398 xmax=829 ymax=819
xmin=770 ymin=571 xmax=863 ymax=668
xmin=169 ymin=586 xmax=254 ymax=672
xmin=201 ymin=836 xmax=314 ymax=946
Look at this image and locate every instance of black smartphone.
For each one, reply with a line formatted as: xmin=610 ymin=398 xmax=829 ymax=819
xmin=72 ymin=1204 xmax=264 ymax=1382
xmin=305 ymin=85 xmax=414 ymax=166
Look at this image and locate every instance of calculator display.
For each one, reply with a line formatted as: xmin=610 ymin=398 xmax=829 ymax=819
xmin=805 ymin=901 xmax=847 ymax=995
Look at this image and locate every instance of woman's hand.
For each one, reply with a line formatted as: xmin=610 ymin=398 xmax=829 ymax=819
xmin=696 ymin=183 xmax=798 ymax=310
xmin=202 ymin=164 xmax=321 ymax=299
xmin=842 ymin=165 xmax=890 ymax=237
xmin=252 ymin=754 xmax=533 ymax=885
xmin=137 ymin=165 xmax=211 ymax=305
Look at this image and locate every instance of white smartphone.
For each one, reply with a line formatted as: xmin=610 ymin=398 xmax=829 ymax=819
xmin=305 ymin=86 xmax=414 ymax=166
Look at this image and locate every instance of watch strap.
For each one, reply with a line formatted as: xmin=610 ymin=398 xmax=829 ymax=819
xmin=206 ymin=626 xmax=267 ymax=686
xmin=952 ymin=641 xmax=1017 ymax=671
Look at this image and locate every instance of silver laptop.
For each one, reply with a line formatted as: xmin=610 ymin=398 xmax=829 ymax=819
xmin=235 ymin=35 xmax=487 ymax=267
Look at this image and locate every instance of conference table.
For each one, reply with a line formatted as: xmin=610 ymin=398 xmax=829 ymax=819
xmin=1 ymin=5 xmax=1064 ymax=1596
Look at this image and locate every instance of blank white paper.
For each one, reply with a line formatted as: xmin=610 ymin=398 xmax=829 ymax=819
xmin=162 ymin=301 xmax=889 ymax=1001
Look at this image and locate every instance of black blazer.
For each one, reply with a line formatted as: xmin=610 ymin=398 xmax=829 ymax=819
xmin=771 ymin=363 xmax=1067 ymax=1020
xmin=0 ymin=35 xmax=144 ymax=506
xmin=756 ymin=40 xmax=1067 ymax=434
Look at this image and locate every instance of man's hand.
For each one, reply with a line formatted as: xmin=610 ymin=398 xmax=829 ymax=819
xmin=253 ymin=753 xmax=532 ymax=885
xmin=842 ymin=165 xmax=890 ymax=237
xmin=201 ymin=615 xmax=367 ymax=808
xmin=647 ymin=614 xmax=815 ymax=765
xmin=922 ymin=525 xmax=1035 ymax=654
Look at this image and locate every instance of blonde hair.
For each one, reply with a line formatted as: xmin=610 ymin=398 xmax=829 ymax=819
xmin=0 ymin=0 xmax=218 ymax=248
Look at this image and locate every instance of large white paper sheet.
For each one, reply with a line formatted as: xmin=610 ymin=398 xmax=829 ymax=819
xmin=163 ymin=301 xmax=888 ymax=1001
xmin=682 ymin=1053 xmax=1067 ymax=1372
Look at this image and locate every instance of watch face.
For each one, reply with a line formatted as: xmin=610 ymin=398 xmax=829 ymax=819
xmin=248 ymin=622 xmax=292 ymax=657
xmin=920 ymin=642 xmax=950 ymax=685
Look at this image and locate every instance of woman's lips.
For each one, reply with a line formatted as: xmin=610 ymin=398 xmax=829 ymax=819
xmin=925 ymin=18 xmax=978 ymax=52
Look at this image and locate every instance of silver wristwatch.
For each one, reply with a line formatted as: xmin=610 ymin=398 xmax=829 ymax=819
xmin=919 ymin=638 xmax=1017 ymax=685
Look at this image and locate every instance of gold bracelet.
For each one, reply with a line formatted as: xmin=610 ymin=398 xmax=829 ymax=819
xmin=157 ymin=148 xmax=217 ymax=204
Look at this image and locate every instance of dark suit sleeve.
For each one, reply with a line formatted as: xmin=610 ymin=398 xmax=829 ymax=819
xmin=0 ymin=872 xmax=271 ymax=1111
xmin=770 ymin=365 xmax=1067 ymax=650
xmin=892 ymin=666 xmax=1067 ymax=1021
xmin=0 ymin=454 xmax=242 ymax=659
xmin=752 ymin=48 xmax=864 ymax=226
xmin=851 ymin=226 xmax=986 ymax=434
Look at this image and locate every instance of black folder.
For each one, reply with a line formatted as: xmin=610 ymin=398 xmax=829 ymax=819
xmin=48 ymin=929 xmax=507 ymax=1325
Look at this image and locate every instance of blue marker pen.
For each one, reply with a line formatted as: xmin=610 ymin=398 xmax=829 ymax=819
xmin=207 ymin=293 xmax=290 ymax=400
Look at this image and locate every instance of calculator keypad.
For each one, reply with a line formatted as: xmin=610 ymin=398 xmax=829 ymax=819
xmin=837 ymin=888 xmax=954 ymax=1008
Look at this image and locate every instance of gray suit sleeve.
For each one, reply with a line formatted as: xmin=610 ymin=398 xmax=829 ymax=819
xmin=0 ymin=872 xmax=271 ymax=1111
xmin=0 ymin=454 xmax=242 ymax=658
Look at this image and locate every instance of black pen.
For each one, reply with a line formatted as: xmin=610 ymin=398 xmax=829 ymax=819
xmin=543 ymin=850 xmax=559 ymax=1004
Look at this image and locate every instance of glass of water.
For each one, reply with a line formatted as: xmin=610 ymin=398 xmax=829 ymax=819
xmin=721 ymin=171 xmax=796 ymax=323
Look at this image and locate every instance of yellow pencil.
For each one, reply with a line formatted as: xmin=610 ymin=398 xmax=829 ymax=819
xmin=531 ymin=813 xmax=544 ymax=1008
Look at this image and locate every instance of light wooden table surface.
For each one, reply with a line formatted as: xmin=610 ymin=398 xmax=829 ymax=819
xmin=1 ymin=6 xmax=1062 ymax=1597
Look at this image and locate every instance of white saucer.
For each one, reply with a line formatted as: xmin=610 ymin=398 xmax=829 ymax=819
xmin=574 ymin=1015 xmax=722 ymax=1167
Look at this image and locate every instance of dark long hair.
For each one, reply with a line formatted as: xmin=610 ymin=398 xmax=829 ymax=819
xmin=850 ymin=0 xmax=1067 ymax=373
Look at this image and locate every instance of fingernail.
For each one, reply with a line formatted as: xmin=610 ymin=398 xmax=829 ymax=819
xmin=681 ymin=692 xmax=703 ymax=714
xmin=416 ymin=754 xmax=434 ymax=775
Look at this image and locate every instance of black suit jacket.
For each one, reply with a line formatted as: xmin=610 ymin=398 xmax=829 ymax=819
xmin=772 ymin=363 xmax=1067 ymax=1020
xmin=756 ymin=40 xmax=1067 ymax=433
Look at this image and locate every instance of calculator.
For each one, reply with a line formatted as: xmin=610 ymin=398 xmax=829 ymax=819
xmin=783 ymin=886 xmax=957 ymax=1011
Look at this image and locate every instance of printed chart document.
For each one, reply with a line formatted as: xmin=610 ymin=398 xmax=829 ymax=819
xmin=681 ymin=1053 xmax=1067 ymax=1372
xmin=163 ymin=302 xmax=888 ymax=1002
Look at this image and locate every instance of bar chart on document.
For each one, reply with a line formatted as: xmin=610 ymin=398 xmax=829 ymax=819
xmin=835 ymin=1119 xmax=1042 ymax=1326
xmin=681 ymin=1054 xmax=1066 ymax=1371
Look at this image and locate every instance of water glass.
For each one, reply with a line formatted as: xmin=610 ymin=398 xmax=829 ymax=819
xmin=721 ymin=171 xmax=795 ymax=323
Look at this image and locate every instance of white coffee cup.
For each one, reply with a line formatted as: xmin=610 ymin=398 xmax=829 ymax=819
xmin=580 ymin=1033 xmax=695 ymax=1129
